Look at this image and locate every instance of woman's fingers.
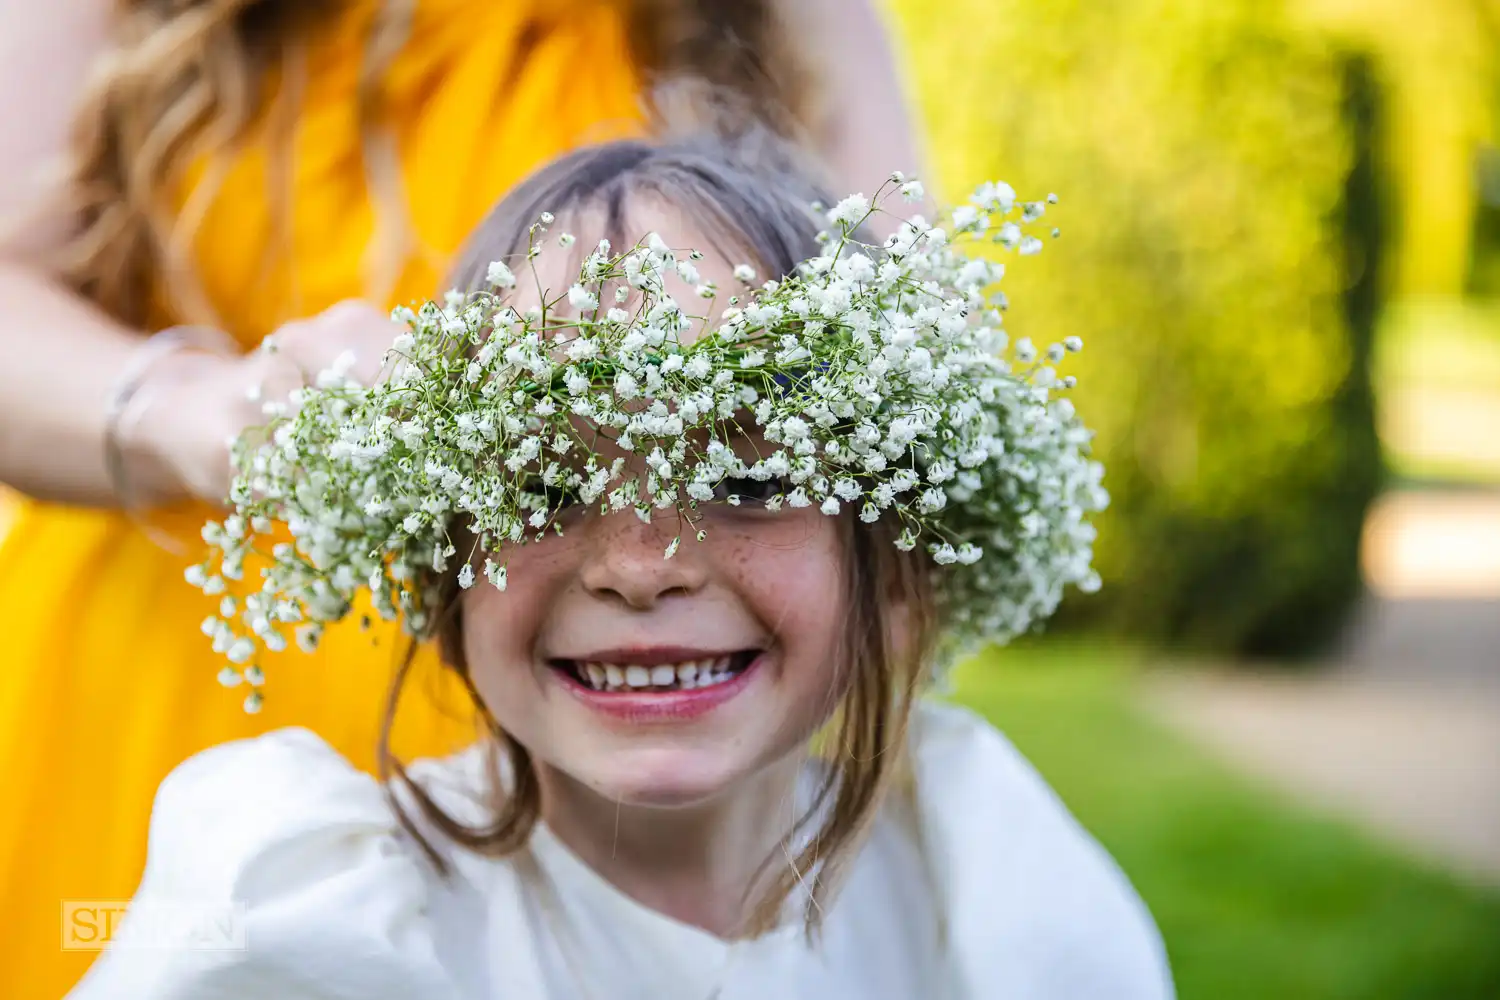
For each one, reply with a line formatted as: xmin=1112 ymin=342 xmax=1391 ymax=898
xmin=270 ymin=300 xmax=401 ymax=388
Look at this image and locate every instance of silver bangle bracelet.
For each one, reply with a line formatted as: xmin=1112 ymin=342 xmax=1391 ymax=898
xmin=102 ymin=325 xmax=238 ymax=513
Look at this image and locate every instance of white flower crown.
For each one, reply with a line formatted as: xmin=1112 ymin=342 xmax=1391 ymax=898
xmin=190 ymin=175 xmax=1107 ymax=713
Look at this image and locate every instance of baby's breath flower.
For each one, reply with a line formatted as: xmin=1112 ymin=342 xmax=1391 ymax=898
xmin=202 ymin=175 xmax=1104 ymax=705
xmin=568 ymin=284 xmax=598 ymax=312
xmin=827 ymin=193 xmax=870 ymax=228
xmin=486 ymin=260 xmax=516 ymax=289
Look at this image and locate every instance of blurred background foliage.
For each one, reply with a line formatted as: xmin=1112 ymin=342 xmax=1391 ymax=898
xmin=885 ymin=0 xmax=1496 ymax=657
xmin=885 ymin=1 xmax=1500 ymax=995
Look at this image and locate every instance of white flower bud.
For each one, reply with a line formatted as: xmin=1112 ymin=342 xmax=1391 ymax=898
xmin=486 ymin=260 xmax=517 ymax=289
xmin=568 ymin=284 xmax=599 ymax=312
xmin=827 ymin=193 xmax=870 ymax=228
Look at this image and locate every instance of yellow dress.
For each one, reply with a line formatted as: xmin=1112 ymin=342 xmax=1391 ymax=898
xmin=0 ymin=1 xmax=642 ymax=993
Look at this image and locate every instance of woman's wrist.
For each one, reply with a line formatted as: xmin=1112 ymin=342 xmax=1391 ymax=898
xmin=105 ymin=327 xmax=239 ymax=509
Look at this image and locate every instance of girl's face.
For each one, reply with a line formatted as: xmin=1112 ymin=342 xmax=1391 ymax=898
xmin=460 ymin=205 xmax=850 ymax=809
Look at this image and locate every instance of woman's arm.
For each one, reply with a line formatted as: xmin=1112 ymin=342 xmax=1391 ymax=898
xmin=0 ymin=257 xmax=402 ymax=507
xmin=0 ymin=268 xmax=163 ymax=506
xmin=0 ymin=0 xmax=151 ymax=505
xmin=776 ymin=0 xmax=929 ymax=208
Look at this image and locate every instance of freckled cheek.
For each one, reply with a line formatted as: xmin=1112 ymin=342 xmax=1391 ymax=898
xmin=460 ymin=587 xmax=567 ymax=752
xmin=459 ymin=590 xmax=530 ymax=683
xmin=715 ymin=523 xmax=845 ymax=670
xmin=458 ymin=546 xmax=577 ymax=680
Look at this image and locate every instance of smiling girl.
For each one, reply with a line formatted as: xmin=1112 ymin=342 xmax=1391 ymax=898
xmin=71 ymin=140 xmax=1173 ymax=999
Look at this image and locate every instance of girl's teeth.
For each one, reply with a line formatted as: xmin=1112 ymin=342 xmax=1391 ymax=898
xmin=574 ymin=655 xmax=747 ymax=692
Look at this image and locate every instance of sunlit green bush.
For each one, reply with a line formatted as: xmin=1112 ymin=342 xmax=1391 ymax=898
xmin=887 ymin=0 xmax=1384 ymax=654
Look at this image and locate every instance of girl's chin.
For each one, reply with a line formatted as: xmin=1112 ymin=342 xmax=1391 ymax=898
xmin=576 ymin=751 xmax=754 ymax=809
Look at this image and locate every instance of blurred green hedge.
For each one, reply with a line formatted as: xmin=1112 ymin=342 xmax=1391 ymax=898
xmin=887 ymin=0 xmax=1385 ymax=655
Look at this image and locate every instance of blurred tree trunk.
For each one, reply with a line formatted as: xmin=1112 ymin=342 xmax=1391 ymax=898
xmin=1242 ymin=53 xmax=1388 ymax=656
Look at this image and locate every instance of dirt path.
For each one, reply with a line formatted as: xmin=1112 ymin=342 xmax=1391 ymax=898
xmin=1146 ymin=490 xmax=1500 ymax=886
xmin=1145 ymin=664 xmax=1500 ymax=886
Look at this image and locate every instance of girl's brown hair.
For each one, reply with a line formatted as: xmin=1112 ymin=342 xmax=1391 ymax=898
xmin=51 ymin=0 xmax=819 ymax=328
xmin=379 ymin=139 xmax=941 ymax=937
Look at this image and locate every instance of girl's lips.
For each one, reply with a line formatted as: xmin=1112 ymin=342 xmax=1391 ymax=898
xmin=551 ymin=650 xmax=765 ymax=722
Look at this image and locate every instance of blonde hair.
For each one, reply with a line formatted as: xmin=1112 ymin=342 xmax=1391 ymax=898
xmin=48 ymin=0 xmax=818 ymax=328
xmin=378 ymin=139 xmax=942 ymax=938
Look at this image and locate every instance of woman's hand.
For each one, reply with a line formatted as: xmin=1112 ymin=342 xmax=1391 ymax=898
xmin=125 ymin=300 xmax=404 ymax=506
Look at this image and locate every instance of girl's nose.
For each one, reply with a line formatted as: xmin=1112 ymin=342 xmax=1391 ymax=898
xmin=576 ymin=509 xmax=708 ymax=609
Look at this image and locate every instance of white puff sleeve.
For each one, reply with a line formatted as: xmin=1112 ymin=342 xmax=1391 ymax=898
xmin=68 ymin=728 xmax=461 ymax=1000
xmin=910 ymin=702 xmax=1176 ymax=1000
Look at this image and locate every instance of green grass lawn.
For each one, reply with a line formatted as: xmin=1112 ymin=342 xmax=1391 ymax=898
xmin=948 ymin=643 xmax=1500 ymax=1000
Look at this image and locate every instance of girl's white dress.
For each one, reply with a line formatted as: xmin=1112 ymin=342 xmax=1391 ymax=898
xmin=70 ymin=702 xmax=1174 ymax=999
